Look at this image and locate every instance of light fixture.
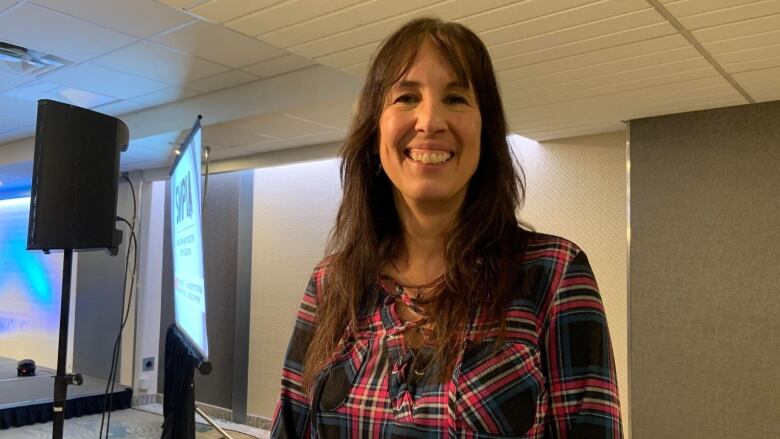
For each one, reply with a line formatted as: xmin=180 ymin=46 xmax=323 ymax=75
xmin=0 ymin=42 xmax=68 ymax=76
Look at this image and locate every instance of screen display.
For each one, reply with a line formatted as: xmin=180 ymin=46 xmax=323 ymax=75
xmin=170 ymin=122 xmax=208 ymax=358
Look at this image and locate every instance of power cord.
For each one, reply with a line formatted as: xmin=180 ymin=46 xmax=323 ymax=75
xmin=98 ymin=174 xmax=137 ymax=438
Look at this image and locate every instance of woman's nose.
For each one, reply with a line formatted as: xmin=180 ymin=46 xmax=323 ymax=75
xmin=414 ymin=100 xmax=446 ymax=135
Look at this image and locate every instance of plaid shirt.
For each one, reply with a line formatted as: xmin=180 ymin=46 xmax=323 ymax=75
xmin=272 ymin=233 xmax=622 ymax=438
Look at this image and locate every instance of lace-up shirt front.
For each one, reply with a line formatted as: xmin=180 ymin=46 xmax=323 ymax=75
xmin=271 ymin=233 xmax=623 ymax=438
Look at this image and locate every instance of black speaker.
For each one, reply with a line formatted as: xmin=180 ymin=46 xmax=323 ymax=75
xmin=27 ymin=99 xmax=129 ymax=253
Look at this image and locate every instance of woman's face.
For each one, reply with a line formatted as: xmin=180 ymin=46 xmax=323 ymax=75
xmin=378 ymin=40 xmax=481 ymax=211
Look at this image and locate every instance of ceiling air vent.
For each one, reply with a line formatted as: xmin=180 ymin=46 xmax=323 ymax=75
xmin=0 ymin=42 xmax=69 ymax=77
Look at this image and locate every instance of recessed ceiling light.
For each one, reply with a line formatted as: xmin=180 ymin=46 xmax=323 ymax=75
xmin=0 ymin=42 xmax=69 ymax=77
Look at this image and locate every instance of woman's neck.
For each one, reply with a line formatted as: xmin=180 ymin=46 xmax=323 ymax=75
xmin=391 ymin=192 xmax=461 ymax=283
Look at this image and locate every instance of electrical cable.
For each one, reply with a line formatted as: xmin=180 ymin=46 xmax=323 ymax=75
xmin=98 ymin=175 xmax=137 ymax=438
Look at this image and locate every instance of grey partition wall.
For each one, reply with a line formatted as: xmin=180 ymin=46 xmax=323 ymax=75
xmin=629 ymin=101 xmax=780 ymax=438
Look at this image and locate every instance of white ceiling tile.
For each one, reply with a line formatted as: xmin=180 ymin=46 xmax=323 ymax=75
xmin=240 ymin=53 xmax=315 ymax=77
xmin=286 ymin=99 xmax=354 ymax=131
xmin=341 ymin=62 xmax=369 ymax=78
xmin=716 ymin=43 xmax=780 ymax=65
xmin=479 ymin=0 xmax=651 ymax=47
xmin=495 ymin=34 xmax=690 ymax=81
xmin=92 ymin=99 xmax=150 ymax=117
xmin=227 ymin=0 xmax=364 ymax=37
xmin=152 ymin=20 xmax=286 ymax=68
xmin=663 ymin=0 xmax=766 ymax=18
xmin=0 ymin=71 xmax=32 ymax=93
xmin=0 ymin=94 xmax=38 ymax=118
xmin=190 ymin=0 xmax=282 ymax=23
xmin=693 ymin=13 xmax=780 ymax=43
xmin=493 ymin=22 xmax=677 ymax=71
xmin=723 ymin=54 xmax=780 ymax=73
xmin=186 ymin=70 xmax=259 ymax=93
xmin=501 ymin=46 xmax=701 ymax=93
xmin=456 ymin=0 xmax=596 ymax=33
xmin=268 ymin=0 xmax=519 ymax=53
xmin=0 ymin=3 xmax=137 ymax=62
xmin=46 ymin=63 xmax=170 ymax=100
xmin=131 ymin=86 xmax=199 ymax=106
xmin=155 ymin=0 xmax=211 ymax=10
xmin=91 ymin=41 xmax=230 ymax=84
xmin=703 ymin=28 xmax=780 ymax=54
xmin=487 ymin=9 xmax=664 ymax=60
xmin=0 ymin=0 xmax=17 ymax=13
xmin=315 ymin=42 xmax=379 ymax=69
xmin=202 ymin=124 xmax=274 ymax=148
xmin=229 ymin=114 xmax=336 ymax=138
xmin=677 ymin=0 xmax=780 ymax=30
xmin=31 ymin=0 xmax=195 ymax=38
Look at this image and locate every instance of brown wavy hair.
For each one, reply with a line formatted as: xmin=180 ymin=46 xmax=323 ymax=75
xmin=303 ymin=17 xmax=530 ymax=389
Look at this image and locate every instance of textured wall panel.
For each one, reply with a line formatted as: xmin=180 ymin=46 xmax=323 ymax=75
xmin=248 ymin=159 xmax=341 ymax=417
xmin=630 ymin=101 xmax=780 ymax=439
xmin=512 ymin=131 xmax=629 ymax=436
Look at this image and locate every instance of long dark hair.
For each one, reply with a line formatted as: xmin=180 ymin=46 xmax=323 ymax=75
xmin=303 ymin=17 xmax=529 ymax=389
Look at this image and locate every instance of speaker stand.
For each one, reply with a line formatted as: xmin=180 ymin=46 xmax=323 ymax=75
xmin=52 ymin=249 xmax=83 ymax=439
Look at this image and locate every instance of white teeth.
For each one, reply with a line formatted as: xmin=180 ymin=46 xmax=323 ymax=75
xmin=409 ymin=150 xmax=452 ymax=164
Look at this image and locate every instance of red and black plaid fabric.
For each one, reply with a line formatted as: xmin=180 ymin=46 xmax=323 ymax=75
xmin=272 ymin=233 xmax=622 ymax=438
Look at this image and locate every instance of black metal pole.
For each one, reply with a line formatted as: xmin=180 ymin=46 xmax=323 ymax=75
xmin=52 ymin=249 xmax=73 ymax=439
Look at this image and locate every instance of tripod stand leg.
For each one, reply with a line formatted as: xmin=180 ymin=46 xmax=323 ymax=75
xmin=52 ymin=249 xmax=73 ymax=439
xmin=195 ymin=406 xmax=235 ymax=439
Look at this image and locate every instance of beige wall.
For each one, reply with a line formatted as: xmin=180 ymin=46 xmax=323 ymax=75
xmin=248 ymin=158 xmax=342 ymax=417
xmin=248 ymin=132 xmax=630 ymax=428
xmin=512 ymin=131 xmax=629 ymax=436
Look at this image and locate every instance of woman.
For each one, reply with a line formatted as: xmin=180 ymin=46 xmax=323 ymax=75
xmin=272 ymin=17 xmax=622 ymax=438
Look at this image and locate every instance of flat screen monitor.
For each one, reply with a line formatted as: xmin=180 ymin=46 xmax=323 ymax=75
xmin=169 ymin=117 xmax=208 ymax=359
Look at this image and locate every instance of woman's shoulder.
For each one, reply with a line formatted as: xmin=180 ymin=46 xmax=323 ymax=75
xmin=520 ymin=230 xmax=584 ymax=265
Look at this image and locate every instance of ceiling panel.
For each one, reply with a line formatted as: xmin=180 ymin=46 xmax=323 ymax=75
xmin=32 ymin=0 xmax=195 ymax=39
xmin=500 ymin=45 xmax=701 ymax=90
xmin=228 ymin=114 xmax=339 ymax=138
xmin=715 ymin=43 xmax=780 ymax=65
xmin=492 ymin=21 xmax=677 ymax=71
xmin=495 ymin=34 xmax=690 ymax=80
xmin=156 ymin=0 xmax=211 ymax=9
xmin=152 ymin=20 xmax=287 ymax=68
xmin=202 ymin=124 xmax=275 ymax=148
xmin=131 ymin=86 xmax=199 ymax=106
xmin=92 ymin=99 xmax=150 ymax=117
xmin=280 ymin=0 xmax=519 ymax=59
xmin=240 ymin=53 xmax=316 ymax=78
xmin=285 ymin=98 xmax=355 ymax=131
xmin=702 ymin=27 xmax=780 ymax=54
xmin=45 ymin=63 xmax=170 ymax=100
xmin=0 ymin=3 xmax=137 ymax=62
xmin=663 ymin=0 xmax=766 ymax=18
xmin=479 ymin=0 xmax=652 ymax=48
xmin=693 ymin=12 xmax=780 ymax=43
xmin=0 ymin=71 xmax=31 ymax=93
xmin=226 ymin=0 xmax=365 ymax=37
xmin=456 ymin=0 xmax=596 ymax=32
xmin=722 ymin=54 xmax=780 ymax=73
xmin=190 ymin=0 xmax=288 ymax=24
xmin=91 ymin=41 xmax=230 ymax=85
xmin=186 ymin=70 xmax=260 ymax=93
xmin=488 ymin=9 xmax=665 ymax=60
xmin=0 ymin=0 xmax=17 ymax=13
xmin=676 ymin=0 xmax=780 ymax=30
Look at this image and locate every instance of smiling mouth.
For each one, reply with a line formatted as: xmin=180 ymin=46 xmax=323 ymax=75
xmin=405 ymin=149 xmax=453 ymax=165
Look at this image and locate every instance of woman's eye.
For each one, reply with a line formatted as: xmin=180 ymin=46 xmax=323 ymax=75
xmin=394 ymin=94 xmax=417 ymax=104
xmin=445 ymin=94 xmax=468 ymax=105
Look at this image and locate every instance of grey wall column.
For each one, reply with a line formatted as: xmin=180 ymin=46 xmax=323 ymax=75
xmin=629 ymin=100 xmax=780 ymax=439
xmin=231 ymin=169 xmax=253 ymax=423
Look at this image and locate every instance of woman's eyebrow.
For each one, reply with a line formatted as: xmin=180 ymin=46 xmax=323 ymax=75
xmin=394 ymin=80 xmax=470 ymax=90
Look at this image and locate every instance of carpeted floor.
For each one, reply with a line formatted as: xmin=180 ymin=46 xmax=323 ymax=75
xmin=0 ymin=405 xmax=267 ymax=438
